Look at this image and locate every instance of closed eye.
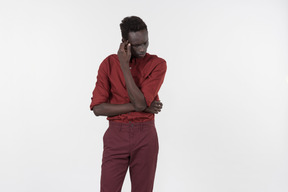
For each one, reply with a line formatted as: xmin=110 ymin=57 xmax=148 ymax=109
xmin=131 ymin=41 xmax=148 ymax=47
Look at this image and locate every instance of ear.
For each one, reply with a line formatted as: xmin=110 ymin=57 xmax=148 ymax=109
xmin=122 ymin=38 xmax=129 ymax=43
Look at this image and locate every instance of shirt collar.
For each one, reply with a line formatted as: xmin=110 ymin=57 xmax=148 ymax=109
xmin=130 ymin=53 xmax=148 ymax=63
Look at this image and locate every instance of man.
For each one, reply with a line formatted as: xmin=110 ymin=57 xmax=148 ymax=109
xmin=90 ymin=16 xmax=167 ymax=192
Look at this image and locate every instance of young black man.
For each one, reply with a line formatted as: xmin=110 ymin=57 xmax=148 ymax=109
xmin=90 ymin=16 xmax=167 ymax=192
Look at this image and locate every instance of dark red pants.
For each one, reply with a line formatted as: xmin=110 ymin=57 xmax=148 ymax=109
xmin=100 ymin=120 xmax=159 ymax=192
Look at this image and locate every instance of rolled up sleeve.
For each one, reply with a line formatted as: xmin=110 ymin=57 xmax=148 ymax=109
xmin=141 ymin=60 xmax=167 ymax=107
xmin=90 ymin=59 xmax=110 ymax=110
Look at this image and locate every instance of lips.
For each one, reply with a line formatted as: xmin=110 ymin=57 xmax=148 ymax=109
xmin=138 ymin=53 xmax=146 ymax=57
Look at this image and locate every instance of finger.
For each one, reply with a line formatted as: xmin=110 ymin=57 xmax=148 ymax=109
xmin=153 ymin=104 xmax=160 ymax=108
xmin=127 ymin=43 xmax=131 ymax=55
xmin=118 ymin=42 xmax=125 ymax=51
xmin=156 ymin=100 xmax=162 ymax=105
xmin=154 ymin=101 xmax=161 ymax=106
xmin=154 ymin=107 xmax=161 ymax=112
xmin=155 ymin=105 xmax=162 ymax=109
xmin=155 ymin=103 xmax=162 ymax=109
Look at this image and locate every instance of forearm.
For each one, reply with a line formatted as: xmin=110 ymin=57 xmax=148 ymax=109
xmin=121 ymin=67 xmax=147 ymax=111
xmin=117 ymin=42 xmax=147 ymax=111
xmin=93 ymin=103 xmax=135 ymax=117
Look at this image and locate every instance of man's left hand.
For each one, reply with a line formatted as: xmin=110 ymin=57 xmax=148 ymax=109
xmin=145 ymin=100 xmax=163 ymax=114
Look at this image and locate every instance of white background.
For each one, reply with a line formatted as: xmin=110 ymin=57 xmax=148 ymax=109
xmin=1 ymin=0 xmax=288 ymax=192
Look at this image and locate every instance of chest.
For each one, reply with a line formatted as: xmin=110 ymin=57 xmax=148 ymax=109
xmin=109 ymin=62 xmax=148 ymax=93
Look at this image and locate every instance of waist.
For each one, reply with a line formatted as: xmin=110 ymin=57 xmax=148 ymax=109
xmin=107 ymin=111 xmax=154 ymax=122
xmin=109 ymin=120 xmax=155 ymax=129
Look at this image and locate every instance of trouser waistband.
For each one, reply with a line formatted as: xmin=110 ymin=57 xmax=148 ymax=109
xmin=109 ymin=120 xmax=155 ymax=129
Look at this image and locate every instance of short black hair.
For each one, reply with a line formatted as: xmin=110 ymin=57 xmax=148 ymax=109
xmin=120 ymin=16 xmax=148 ymax=40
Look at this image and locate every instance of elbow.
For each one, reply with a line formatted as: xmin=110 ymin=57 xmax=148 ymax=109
xmin=92 ymin=105 xmax=102 ymax=116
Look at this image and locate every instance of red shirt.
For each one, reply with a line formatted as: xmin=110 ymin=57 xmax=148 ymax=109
xmin=90 ymin=53 xmax=167 ymax=122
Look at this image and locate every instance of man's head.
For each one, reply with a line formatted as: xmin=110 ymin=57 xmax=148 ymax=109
xmin=120 ymin=16 xmax=149 ymax=58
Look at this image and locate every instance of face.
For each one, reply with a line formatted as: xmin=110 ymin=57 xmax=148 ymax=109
xmin=127 ymin=29 xmax=149 ymax=58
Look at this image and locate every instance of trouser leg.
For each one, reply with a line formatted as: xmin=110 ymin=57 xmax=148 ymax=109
xmin=100 ymin=121 xmax=159 ymax=192
xmin=100 ymin=124 xmax=130 ymax=192
xmin=129 ymin=122 xmax=159 ymax=192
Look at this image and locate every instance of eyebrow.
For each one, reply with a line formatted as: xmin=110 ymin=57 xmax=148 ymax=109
xmin=131 ymin=40 xmax=148 ymax=46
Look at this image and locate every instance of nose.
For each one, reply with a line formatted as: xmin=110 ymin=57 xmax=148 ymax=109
xmin=139 ymin=44 xmax=146 ymax=52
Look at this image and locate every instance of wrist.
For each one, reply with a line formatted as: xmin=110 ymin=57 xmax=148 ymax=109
xmin=120 ymin=62 xmax=130 ymax=70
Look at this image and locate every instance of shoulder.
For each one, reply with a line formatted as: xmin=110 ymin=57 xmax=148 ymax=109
xmin=146 ymin=53 xmax=166 ymax=63
xmin=99 ymin=54 xmax=119 ymax=69
xmin=102 ymin=54 xmax=119 ymax=64
xmin=145 ymin=53 xmax=167 ymax=70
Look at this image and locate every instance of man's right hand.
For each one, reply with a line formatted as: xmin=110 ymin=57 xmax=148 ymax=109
xmin=144 ymin=100 xmax=163 ymax=114
xmin=117 ymin=41 xmax=131 ymax=68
